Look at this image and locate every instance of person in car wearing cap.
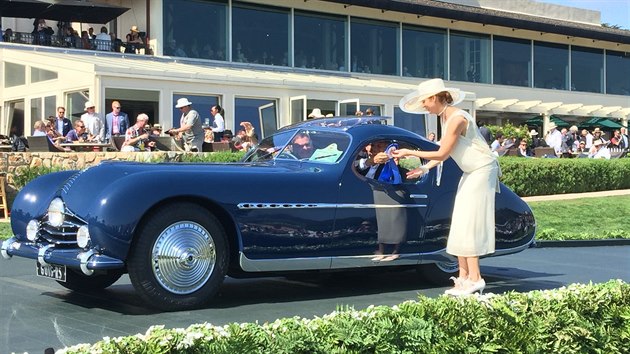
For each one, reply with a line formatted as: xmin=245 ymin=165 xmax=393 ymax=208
xmin=80 ymin=101 xmax=105 ymax=142
xmin=392 ymin=78 xmax=499 ymax=296
xmin=170 ymin=98 xmax=204 ymax=152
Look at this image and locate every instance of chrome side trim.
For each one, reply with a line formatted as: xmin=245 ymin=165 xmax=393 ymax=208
xmin=240 ymin=254 xmax=331 ymax=271
xmin=79 ymin=249 xmax=96 ymax=276
xmin=410 ymin=194 xmax=428 ymax=199
xmin=237 ymin=203 xmax=426 ymax=210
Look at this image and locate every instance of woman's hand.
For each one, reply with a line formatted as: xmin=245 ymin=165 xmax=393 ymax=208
xmin=406 ymin=165 xmax=429 ymax=179
xmin=391 ymin=148 xmax=413 ymax=158
xmin=372 ymin=152 xmax=389 ymax=164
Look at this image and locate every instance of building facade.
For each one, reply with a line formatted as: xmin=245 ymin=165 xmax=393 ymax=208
xmin=1 ymin=0 xmax=629 ymax=140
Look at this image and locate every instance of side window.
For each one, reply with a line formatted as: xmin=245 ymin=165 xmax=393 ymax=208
xmin=354 ymin=139 xmax=427 ymax=184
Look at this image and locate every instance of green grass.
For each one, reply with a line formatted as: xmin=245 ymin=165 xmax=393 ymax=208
xmin=1 ymin=197 xmax=627 ymax=241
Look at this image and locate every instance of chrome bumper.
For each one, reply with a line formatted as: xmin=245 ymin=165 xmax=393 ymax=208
xmin=1 ymin=237 xmax=124 ymax=275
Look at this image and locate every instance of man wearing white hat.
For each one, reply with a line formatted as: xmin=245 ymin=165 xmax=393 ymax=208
xmin=544 ymin=121 xmax=562 ymax=155
xmin=170 ymin=97 xmax=204 ymax=152
xmin=307 ymin=108 xmax=324 ymax=119
xmin=392 ymin=78 xmax=498 ymax=297
xmin=80 ymin=101 xmax=105 ymax=142
xmin=588 ymin=138 xmax=611 ymax=159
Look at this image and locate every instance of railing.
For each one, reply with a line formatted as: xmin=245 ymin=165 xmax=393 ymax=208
xmin=2 ymin=31 xmax=153 ymax=55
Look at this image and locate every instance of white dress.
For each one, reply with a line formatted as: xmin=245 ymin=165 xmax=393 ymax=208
xmin=443 ymin=110 xmax=499 ymax=257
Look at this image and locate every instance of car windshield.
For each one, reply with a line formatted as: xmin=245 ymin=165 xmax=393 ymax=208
xmin=242 ymin=129 xmax=350 ymax=163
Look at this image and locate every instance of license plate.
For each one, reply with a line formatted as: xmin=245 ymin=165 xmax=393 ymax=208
xmin=36 ymin=262 xmax=66 ymax=282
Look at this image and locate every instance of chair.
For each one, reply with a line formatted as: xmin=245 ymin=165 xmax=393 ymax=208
xmin=112 ymin=136 xmax=126 ymax=151
xmin=27 ymin=136 xmax=65 ymax=152
xmin=0 ymin=174 xmax=8 ymax=220
xmin=152 ymin=136 xmax=174 ymax=151
xmin=534 ymin=147 xmax=555 ymax=158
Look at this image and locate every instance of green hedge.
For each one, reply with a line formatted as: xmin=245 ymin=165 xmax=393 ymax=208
xmin=499 ymin=157 xmax=630 ymax=197
xmin=59 ymin=280 xmax=630 ymax=354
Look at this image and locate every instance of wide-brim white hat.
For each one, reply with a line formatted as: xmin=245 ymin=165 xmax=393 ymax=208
xmin=84 ymin=101 xmax=95 ymax=110
xmin=308 ymin=108 xmax=324 ymax=118
xmin=548 ymin=122 xmax=558 ymax=131
xmin=528 ymin=129 xmax=538 ymax=136
xmin=175 ymin=97 xmax=193 ymax=108
xmin=399 ymin=78 xmax=464 ymax=114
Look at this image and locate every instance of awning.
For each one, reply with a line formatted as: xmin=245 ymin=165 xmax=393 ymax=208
xmin=0 ymin=0 xmax=128 ymax=24
xmin=524 ymin=115 xmax=570 ymax=127
xmin=579 ymin=117 xmax=624 ymax=129
xmin=0 ymin=0 xmax=49 ymax=18
xmin=37 ymin=0 xmax=129 ymax=24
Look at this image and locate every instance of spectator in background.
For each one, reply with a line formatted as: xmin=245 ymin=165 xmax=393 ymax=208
xmin=477 ymin=121 xmax=492 ymax=145
xmin=80 ymin=101 xmax=105 ymax=142
xmin=80 ymin=30 xmax=92 ymax=49
xmin=427 ymin=132 xmax=436 ymax=143
xmin=490 ymin=132 xmax=507 ymax=156
xmin=210 ymin=105 xmax=225 ymax=142
xmin=32 ymin=19 xmax=53 ymax=45
xmin=94 ymin=26 xmax=111 ymax=51
xmin=105 ymin=100 xmax=129 ymax=142
xmin=620 ymin=127 xmax=629 ymax=150
xmin=33 ymin=120 xmax=47 ymax=136
xmin=170 ymin=98 xmax=204 ymax=151
xmin=545 ymin=122 xmax=562 ymax=155
xmin=609 ymin=130 xmax=623 ymax=149
xmin=516 ymin=139 xmax=533 ymax=158
xmin=365 ymin=108 xmax=374 ymax=116
xmin=581 ymin=129 xmax=594 ymax=149
xmin=3 ymin=28 xmax=13 ymax=42
xmin=150 ymin=124 xmax=163 ymax=137
xmin=125 ymin=25 xmax=144 ymax=54
xmin=592 ymin=127 xmax=606 ymax=145
xmin=588 ymin=139 xmax=611 ymax=159
xmin=53 ymin=106 xmax=72 ymax=136
xmin=65 ymin=120 xmax=88 ymax=142
xmin=88 ymin=27 xmax=96 ymax=39
xmin=567 ymin=125 xmax=579 ymax=151
xmin=122 ymin=113 xmax=153 ymax=152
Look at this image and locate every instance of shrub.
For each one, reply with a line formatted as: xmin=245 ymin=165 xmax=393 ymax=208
xmin=58 ymin=280 xmax=630 ymax=354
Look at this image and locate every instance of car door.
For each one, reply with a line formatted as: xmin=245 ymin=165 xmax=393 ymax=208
xmin=329 ymin=138 xmax=447 ymax=268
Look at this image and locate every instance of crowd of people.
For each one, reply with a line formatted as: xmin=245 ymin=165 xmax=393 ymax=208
xmin=1 ymin=20 xmax=146 ymax=54
xmin=487 ymin=124 xmax=628 ymax=160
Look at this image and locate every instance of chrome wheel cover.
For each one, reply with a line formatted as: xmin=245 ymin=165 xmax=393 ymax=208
xmin=152 ymin=221 xmax=216 ymax=294
xmin=435 ymin=260 xmax=458 ymax=274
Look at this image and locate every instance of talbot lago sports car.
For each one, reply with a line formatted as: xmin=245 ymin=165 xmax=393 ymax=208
xmin=2 ymin=117 xmax=535 ymax=311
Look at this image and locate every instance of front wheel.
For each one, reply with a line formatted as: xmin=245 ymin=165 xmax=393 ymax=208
xmin=127 ymin=203 xmax=228 ymax=311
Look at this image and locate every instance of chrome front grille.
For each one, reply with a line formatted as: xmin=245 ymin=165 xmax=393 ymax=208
xmin=39 ymin=215 xmax=86 ymax=246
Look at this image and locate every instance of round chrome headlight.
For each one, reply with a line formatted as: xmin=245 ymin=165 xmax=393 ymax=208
xmin=47 ymin=198 xmax=65 ymax=227
xmin=26 ymin=220 xmax=39 ymax=241
xmin=76 ymin=225 xmax=90 ymax=248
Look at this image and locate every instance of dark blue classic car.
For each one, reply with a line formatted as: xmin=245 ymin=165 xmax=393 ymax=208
xmin=2 ymin=117 xmax=535 ymax=311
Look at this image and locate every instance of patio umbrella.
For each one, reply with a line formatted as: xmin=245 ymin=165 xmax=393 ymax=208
xmin=36 ymin=0 xmax=129 ymax=24
xmin=524 ymin=115 xmax=570 ymax=127
xmin=0 ymin=0 xmax=50 ymax=18
xmin=579 ymin=117 xmax=624 ymax=129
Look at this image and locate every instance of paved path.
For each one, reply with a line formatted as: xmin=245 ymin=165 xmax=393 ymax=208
xmin=521 ymin=189 xmax=630 ymax=202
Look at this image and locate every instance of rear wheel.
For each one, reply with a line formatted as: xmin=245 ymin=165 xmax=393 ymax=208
xmin=417 ymin=261 xmax=459 ymax=286
xmin=127 ymin=203 xmax=228 ymax=311
xmin=57 ymin=269 xmax=124 ymax=292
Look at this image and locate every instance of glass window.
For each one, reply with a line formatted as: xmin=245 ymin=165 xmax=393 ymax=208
xmin=31 ymin=98 xmax=42 ymax=126
xmin=402 ymin=25 xmax=446 ymax=79
xmin=449 ymin=30 xmax=490 ymax=83
xmin=351 ymin=18 xmax=398 ymax=75
xmin=66 ymin=90 xmax=90 ymax=121
xmin=7 ymin=100 xmax=25 ymax=137
xmin=234 ymin=97 xmax=278 ymax=139
xmin=45 ymin=96 xmax=56 ymax=119
xmin=571 ymin=46 xmax=604 ymax=93
xmin=172 ymin=94 xmax=219 ymax=129
xmin=31 ymin=67 xmax=58 ymax=83
xmin=606 ymin=50 xmax=630 ymax=95
xmin=294 ymin=11 xmax=346 ymax=71
xmin=534 ymin=41 xmax=568 ymax=90
xmin=163 ymin=0 xmax=228 ymax=60
xmin=493 ymin=36 xmax=531 ymax=87
xmin=393 ymin=107 xmax=426 ymax=136
xmin=232 ymin=2 xmax=289 ymax=66
xmin=4 ymin=62 xmax=26 ymax=87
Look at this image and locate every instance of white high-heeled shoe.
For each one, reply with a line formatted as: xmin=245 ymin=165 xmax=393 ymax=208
xmin=452 ymin=278 xmax=486 ymax=296
xmin=444 ymin=276 xmax=467 ymax=295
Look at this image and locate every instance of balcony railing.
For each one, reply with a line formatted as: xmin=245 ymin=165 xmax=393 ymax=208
xmin=2 ymin=31 xmax=153 ymax=55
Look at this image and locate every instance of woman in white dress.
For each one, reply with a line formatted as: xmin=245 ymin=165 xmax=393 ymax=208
xmin=392 ymin=79 xmax=499 ymax=296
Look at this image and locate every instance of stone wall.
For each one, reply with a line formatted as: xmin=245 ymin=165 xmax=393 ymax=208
xmin=0 ymin=151 xmax=203 ymax=209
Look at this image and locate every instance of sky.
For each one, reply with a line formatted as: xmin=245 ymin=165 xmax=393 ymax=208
xmin=540 ymin=0 xmax=630 ymax=28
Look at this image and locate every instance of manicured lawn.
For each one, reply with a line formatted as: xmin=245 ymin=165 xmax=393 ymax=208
xmin=1 ymin=196 xmax=628 ymax=241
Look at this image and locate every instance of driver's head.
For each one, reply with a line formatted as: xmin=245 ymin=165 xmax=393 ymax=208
xmin=371 ymin=140 xmax=389 ymax=154
xmin=292 ymin=133 xmax=313 ymax=159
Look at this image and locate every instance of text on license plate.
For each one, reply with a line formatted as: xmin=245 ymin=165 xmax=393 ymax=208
xmin=36 ymin=262 xmax=66 ymax=282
